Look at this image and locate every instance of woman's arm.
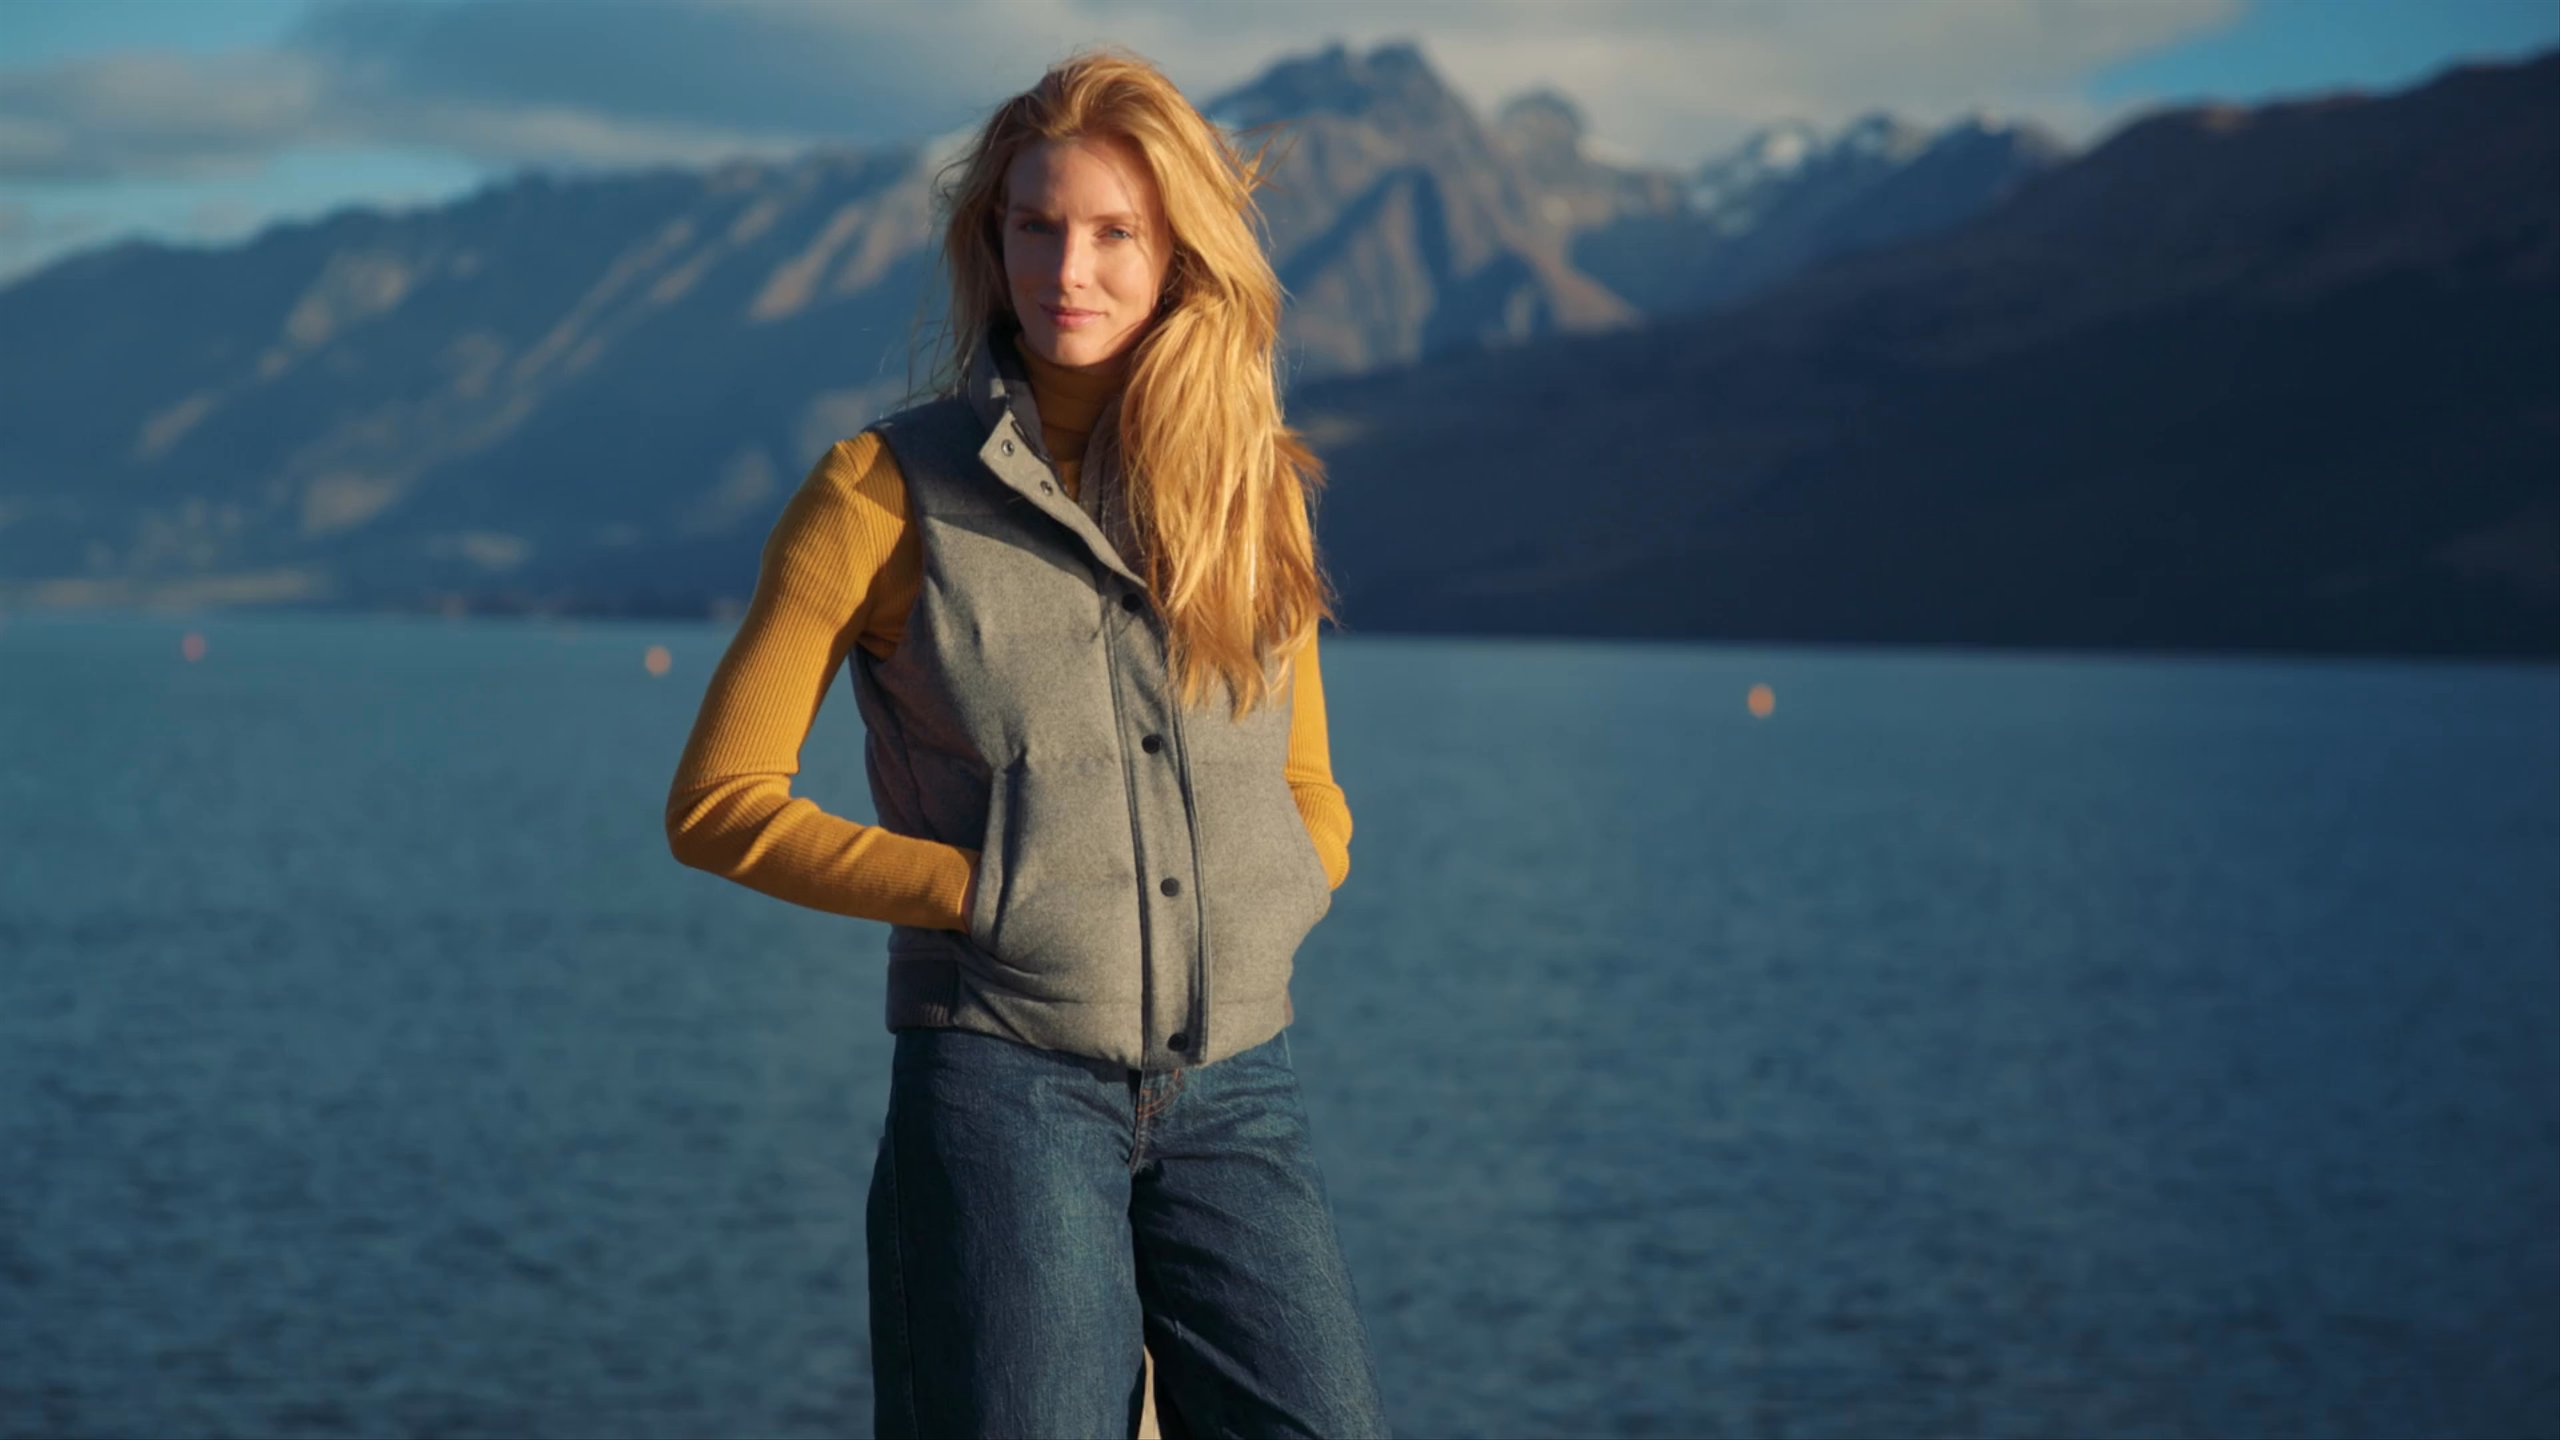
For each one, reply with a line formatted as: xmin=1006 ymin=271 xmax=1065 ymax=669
xmin=663 ymin=434 xmax=979 ymax=930
xmin=1284 ymin=628 xmax=1354 ymax=890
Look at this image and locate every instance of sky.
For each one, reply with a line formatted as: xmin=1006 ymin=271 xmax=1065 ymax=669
xmin=2 ymin=0 xmax=2555 ymax=285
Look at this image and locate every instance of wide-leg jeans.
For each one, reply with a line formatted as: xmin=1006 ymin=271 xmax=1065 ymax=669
xmin=865 ymin=1024 xmax=1392 ymax=1439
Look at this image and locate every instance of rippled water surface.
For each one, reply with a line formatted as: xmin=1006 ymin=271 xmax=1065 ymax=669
xmin=3 ymin=613 xmax=2554 ymax=1438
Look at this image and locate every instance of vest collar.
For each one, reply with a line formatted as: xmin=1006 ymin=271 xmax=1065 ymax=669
xmin=965 ymin=321 xmax=1146 ymax=590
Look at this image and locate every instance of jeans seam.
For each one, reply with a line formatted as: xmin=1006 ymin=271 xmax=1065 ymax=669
xmin=1131 ymin=1082 xmax=1154 ymax=1170
xmin=1137 ymin=1071 xmax=1184 ymax=1119
xmin=883 ymin=1128 xmax=922 ymax=1433
xmin=1137 ymin=1247 xmax=1208 ymax=1439
xmin=1132 ymin=1069 xmax=1184 ymax=1169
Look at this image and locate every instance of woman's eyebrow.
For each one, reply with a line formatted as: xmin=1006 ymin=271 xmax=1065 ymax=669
xmin=1006 ymin=205 xmax=1142 ymax=226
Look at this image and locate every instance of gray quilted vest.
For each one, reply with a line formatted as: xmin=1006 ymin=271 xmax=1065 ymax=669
xmin=846 ymin=326 xmax=1331 ymax=1072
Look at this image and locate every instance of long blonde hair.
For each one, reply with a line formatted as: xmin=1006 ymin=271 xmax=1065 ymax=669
xmin=924 ymin=45 xmax=1335 ymax=719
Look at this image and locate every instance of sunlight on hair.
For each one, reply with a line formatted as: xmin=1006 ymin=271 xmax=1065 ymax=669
xmin=926 ymin=45 xmax=1336 ymax=719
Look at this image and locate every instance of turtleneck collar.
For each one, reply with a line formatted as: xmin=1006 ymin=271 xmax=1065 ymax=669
xmin=1005 ymin=328 xmax=1128 ymax=460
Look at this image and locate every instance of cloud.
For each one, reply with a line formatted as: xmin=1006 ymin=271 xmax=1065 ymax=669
xmin=0 ymin=197 xmax=88 ymax=243
xmin=292 ymin=0 xmax=999 ymax=141
xmin=0 ymin=0 xmax=2241 ymax=186
xmin=0 ymin=49 xmax=332 ymax=180
xmin=1341 ymin=0 xmax=2245 ymax=153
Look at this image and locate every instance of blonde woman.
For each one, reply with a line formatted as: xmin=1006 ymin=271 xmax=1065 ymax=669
xmin=664 ymin=46 xmax=1391 ymax=1439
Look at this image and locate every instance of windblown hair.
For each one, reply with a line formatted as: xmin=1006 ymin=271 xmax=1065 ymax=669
xmin=924 ymin=45 xmax=1335 ymax=719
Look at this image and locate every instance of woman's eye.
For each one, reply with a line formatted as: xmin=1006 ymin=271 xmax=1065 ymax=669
xmin=1012 ymin=219 xmax=1133 ymax=241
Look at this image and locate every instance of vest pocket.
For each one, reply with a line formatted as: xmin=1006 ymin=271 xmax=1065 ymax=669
xmin=963 ymin=757 xmax=1144 ymax=1003
xmin=962 ymin=770 xmax=1005 ymax=953
xmin=1194 ymin=768 xmax=1334 ymax=1007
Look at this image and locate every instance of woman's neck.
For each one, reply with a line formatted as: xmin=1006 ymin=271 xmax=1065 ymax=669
xmin=1006 ymin=329 xmax=1127 ymax=457
xmin=1012 ymin=326 xmax=1128 ymax=386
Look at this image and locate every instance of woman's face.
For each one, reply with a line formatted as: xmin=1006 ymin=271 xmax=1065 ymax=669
xmin=1001 ymin=133 xmax=1173 ymax=373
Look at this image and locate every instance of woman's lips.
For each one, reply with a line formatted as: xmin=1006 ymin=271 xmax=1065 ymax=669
xmin=1043 ymin=304 xmax=1104 ymax=330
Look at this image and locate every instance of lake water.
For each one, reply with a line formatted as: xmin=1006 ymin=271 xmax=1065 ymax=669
xmin=2 ymin=612 xmax=2554 ymax=1438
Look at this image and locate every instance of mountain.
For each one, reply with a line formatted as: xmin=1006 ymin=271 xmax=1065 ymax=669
xmin=1201 ymin=41 xmax=1633 ymax=376
xmin=0 ymin=37 xmax=2046 ymax=619
xmin=1491 ymin=89 xmax=1688 ymax=236
xmin=1567 ymin=107 xmax=2070 ymax=314
xmin=0 ymin=147 xmax=946 ymax=615
xmin=1297 ymin=50 xmax=2560 ymax=660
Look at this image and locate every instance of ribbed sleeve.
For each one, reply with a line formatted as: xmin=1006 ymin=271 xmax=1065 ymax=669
xmin=663 ymin=434 xmax=979 ymax=930
xmin=1283 ymin=630 xmax=1355 ymax=889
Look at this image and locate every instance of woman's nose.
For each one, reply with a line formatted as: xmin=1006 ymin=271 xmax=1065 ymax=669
xmin=1055 ymin=234 xmax=1092 ymax=290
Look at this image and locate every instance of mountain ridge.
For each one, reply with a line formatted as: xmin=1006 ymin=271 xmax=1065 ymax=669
xmin=4 ymin=40 xmax=2549 ymax=660
xmin=1295 ymin=48 xmax=2560 ymax=660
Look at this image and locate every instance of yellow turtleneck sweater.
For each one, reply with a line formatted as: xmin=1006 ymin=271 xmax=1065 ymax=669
xmin=664 ymin=333 xmax=1353 ymax=932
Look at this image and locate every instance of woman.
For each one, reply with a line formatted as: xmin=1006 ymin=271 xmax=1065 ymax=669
xmin=664 ymin=45 xmax=1391 ymax=1440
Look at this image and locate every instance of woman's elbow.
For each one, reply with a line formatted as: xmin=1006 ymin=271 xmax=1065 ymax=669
xmin=664 ymin=791 xmax=718 ymax=872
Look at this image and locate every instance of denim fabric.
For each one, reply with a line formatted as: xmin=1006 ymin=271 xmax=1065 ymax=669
xmin=866 ymin=1024 xmax=1390 ymax=1438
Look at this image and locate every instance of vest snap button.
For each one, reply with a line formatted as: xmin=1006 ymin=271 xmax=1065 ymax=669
xmin=1160 ymin=877 xmax=1181 ymax=897
xmin=1120 ymin=592 xmax=1144 ymax=613
xmin=1168 ymin=1031 xmax=1188 ymax=1050
xmin=1001 ymin=439 xmax=1016 ymax=456
xmin=1141 ymin=734 xmax=1163 ymax=754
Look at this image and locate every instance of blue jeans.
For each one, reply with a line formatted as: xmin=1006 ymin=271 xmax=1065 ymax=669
xmin=866 ymin=1024 xmax=1391 ymax=1438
